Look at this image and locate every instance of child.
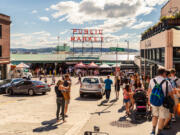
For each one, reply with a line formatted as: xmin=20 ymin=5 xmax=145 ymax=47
xmin=123 ymin=85 xmax=131 ymax=115
xmin=44 ymin=75 xmax=47 ymax=84
xmin=52 ymin=75 xmax=56 ymax=85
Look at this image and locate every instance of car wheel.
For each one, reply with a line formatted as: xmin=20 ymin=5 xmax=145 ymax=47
xmin=42 ymin=92 xmax=46 ymax=95
xmin=28 ymin=89 xmax=34 ymax=96
xmin=80 ymin=93 xmax=84 ymax=98
xmin=8 ymin=89 xmax=14 ymax=95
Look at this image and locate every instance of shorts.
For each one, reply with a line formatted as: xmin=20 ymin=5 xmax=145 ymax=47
xmin=152 ymin=105 xmax=169 ymax=119
xmin=124 ymin=99 xmax=130 ymax=103
xmin=65 ymin=100 xmax=70 ymax=104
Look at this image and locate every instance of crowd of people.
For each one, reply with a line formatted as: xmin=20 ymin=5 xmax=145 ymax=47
xmin=102 ymin=69 xmax=180 ymax=135
xmin=47 ymin=67 xmax=180 ymax=135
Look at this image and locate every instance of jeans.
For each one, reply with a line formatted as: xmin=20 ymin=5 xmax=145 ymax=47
xmin=105 ymin=90 xmax=111 ymax=100
xmin=56 ymin=97 xmax=65 ymax=121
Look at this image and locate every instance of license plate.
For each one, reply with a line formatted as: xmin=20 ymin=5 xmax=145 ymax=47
xmin=86 ymin=85 xmax=92 ymax=88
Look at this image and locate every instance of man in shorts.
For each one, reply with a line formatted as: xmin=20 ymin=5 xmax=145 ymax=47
xmin=148 ymin=69 xmax=173 ymax=135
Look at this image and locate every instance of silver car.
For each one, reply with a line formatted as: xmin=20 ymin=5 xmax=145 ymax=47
xmin=80 ymin=77 xmax=105 ymax=98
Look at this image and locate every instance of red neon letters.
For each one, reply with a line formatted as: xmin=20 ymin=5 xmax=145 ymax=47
xmin=71 ymin=29 xmax=103 ymax=42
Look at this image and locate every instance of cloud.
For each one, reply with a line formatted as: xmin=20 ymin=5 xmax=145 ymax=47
xmin=32 ymin=10 xmax=37 ymax=14
xmin=39 ymin=17 xmax=50 ymax=22
xmin=49 ymin=0 xmax=167 ymax=34
xmin=11 ymin=31 xmax=59 ymax=49
xmin=131 ymin=21 xmax=153 ymax=29
xmin=45 ymin=8 xmax=50 ymax=11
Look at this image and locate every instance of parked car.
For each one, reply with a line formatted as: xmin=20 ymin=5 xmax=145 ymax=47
xmin=79 ymin=77 xmax=105 ymax=98
xmin=0 ymin=78 xmax=24 ymax=94
xmin=6 ymin=80 xmax=51 ymax=96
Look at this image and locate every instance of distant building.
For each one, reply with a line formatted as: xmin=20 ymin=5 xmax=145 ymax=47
xmin=137 ymin=0 xmax=180 ymax=77
xmin=56 ymin=43 xmax=70 ymax=54
xmin=0 ymin=13 xmax=11 ymax=79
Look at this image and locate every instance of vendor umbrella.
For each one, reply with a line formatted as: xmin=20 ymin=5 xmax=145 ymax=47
xmin=16 ymin=62 xmax=29 ymax=68
xmin=99 ymin=63 xmax=111 ymax=68
xmin=88 ymin=62 xmax=99 ymax=68
xmin=75 ymin=62 xmax=87 ymax=68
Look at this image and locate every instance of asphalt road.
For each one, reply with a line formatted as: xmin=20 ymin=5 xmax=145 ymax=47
xmin=0 ymin=77 xmax=102 ymax=135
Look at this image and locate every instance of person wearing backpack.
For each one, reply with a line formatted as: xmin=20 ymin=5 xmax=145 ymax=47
xmin=170 ymin=69 xmax=180 ymax=122
xmin=148 ymin=69 xmax=173 ymax=135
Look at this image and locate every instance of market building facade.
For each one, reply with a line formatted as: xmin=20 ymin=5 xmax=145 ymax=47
xmin=137 ymin=0 xmax=180 ymax=77
xmin=0 ymin=13 xmax=11 ymax=79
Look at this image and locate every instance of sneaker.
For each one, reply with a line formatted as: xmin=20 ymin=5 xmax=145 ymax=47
xmin=157 ymin=133 xmax=164 ymax=135
xmin=150 ymin=131 xmax=155 ymax=135
xmin=171 ymin=117 xmax=176 ymax=122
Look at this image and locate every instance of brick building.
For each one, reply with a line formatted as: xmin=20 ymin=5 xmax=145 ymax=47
xmin=0 ymin=13 xmax=11 ymax=79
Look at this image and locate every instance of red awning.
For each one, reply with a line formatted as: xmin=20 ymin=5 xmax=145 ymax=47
xmin=87 ymin=62 xmax=99 ymax=68
xmin=74 ymin=62 xmax=87 ymax=68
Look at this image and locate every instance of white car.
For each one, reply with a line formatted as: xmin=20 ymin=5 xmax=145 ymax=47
xmin=80 ymin=77 xmax=105 ymax=98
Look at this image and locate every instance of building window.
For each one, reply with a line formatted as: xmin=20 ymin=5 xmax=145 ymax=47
xmin=173 ymin=47 xmax=180 ymax=61
xmin=160 ymin=48 xmax=165 ymax=62
xmin=141 ymin=49 xmax=144 ymax=58
xmin=0 ymin=45 xmax=2 ymax=57
xmin=0 ymin=25 xmax=2 ymax=39
xmin=156 ymin=49 xmax=160 ymax=61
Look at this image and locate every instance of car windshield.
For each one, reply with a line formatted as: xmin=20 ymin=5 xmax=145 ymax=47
xmin=12 ymin=79 xmax=23 ymax=83
xmin=83 ymin=78 xmax=99 ymax=84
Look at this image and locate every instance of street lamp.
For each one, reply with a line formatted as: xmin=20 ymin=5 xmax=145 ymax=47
xmin=125 ymin=40 xmax=129 ymax=62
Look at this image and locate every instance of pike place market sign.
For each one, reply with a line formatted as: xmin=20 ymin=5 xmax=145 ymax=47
xmin=71 ymin=29 xmax=104 ymax=42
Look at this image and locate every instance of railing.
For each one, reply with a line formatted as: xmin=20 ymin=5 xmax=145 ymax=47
xmin=141 ymin=19 xmax=180 ymax=41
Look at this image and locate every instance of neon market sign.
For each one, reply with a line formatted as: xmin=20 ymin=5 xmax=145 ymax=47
xmin=71 ymin=29 xmax=104 ymax=42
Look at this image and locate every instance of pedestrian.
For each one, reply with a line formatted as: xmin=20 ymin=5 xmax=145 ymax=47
xmin=148 ymin=68 xmax=173 ymax=135
xmin=52 ymin=75 xmax=56 ymax=85
xmin=44 ymin=75 xmax=47 ymax=84
xmin=104 ymin=75 xmax=113 ymax=101
xmin=55 ymin=80 xmax=65 ymax=123
xmin=169 ymin=69 xmax=180 ymax=122
xmin=115 ymin=76 xmax=121 ymax=100
xmin=62 ymin=74 xmax=71 ymax=117
xmin=123 ymin=85 xmax=132 ymax=115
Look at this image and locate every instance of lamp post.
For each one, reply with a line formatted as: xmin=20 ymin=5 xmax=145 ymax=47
xmin=125 ymin=40 xmax=129 ymax=62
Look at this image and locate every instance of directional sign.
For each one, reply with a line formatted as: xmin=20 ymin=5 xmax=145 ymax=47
xmin=110 ymin=47 xmax=125 ymax=52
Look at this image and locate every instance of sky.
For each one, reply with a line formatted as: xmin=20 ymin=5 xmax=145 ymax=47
xmin=0 ymin=0 xmax=169 ymax=49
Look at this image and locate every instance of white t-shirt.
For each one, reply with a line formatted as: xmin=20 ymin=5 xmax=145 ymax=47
xmin=169 ymin=76 xmax=180 ymax=88
xmin=149 ymin=76 xmax=172 ymax=96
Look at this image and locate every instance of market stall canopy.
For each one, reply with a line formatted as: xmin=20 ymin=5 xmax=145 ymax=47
xmin=88 ymin=62 xmax=99 ymax=68
xmin=99 ymin=63 xmax=111 ymax=68
xmin=16 ymin=62 xmax=29 ymax=68
xmin=112 ymin=63 xmax=121 ymax=68
xmin=75 ymin=62 xmax=87 ymax=68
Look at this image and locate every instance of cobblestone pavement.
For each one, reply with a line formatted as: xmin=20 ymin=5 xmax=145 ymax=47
xmin=0 ymin=77 xmax=101 ymax=135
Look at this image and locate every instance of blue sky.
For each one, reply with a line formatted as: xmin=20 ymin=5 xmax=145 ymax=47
xmin=0 ymin=0 xmax=168 ymax=49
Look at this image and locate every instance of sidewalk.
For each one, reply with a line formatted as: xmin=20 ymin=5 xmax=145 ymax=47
xmin=79 ymin=90 xmax=180 ymax=135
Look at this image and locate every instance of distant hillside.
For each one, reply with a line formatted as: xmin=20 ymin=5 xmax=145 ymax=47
xmin=11 ymin=47 xmax=139 ymax=54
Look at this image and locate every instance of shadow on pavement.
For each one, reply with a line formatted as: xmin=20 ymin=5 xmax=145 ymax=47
xmin=163 ymin=117 xmax=180 ymax=135
xmin=98 ymin=99 xmax=117 ymax=106
xmin=3 ymin=94 xmax=43 ymax=98
xmin=33 ymin=118 xmax=63 ymax=133
xmin=75 ymin=95 xmax=101 ymax=101
xmin=91 ymin=101 xmax=116 ymax=116
xmin=118 ymin=106 xmax=126 ymax=113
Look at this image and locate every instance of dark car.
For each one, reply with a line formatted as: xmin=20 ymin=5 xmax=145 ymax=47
xmin=6 ymin=80 xmax=51 ymax=96
xmin=0 ymin=78 xmax=24 ymax=94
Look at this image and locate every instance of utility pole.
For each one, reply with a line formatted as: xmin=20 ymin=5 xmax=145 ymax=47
xmin=125 ymin=40 xmax=129 ymax=62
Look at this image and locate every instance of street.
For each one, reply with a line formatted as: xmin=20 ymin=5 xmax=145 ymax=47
xmin=0 ymin=77 xmax=180 ymax=135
